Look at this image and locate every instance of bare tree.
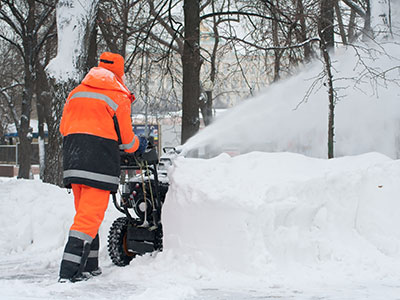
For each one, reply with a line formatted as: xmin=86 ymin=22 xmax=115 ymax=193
xmin=0 ymin=0 xmax=55 ymax=178
xmin=181 ymin=0 xmax=200 ymax=143
xmin=97 ymin=0 xmax=146 ymax=59
xmin=319 ymin=0 xmax=335 ymax=49
xmin=45 ymin=0 xmax=99 ymax=186
xmin=0 ymin=42 xmax=23 ymax=144
xmin=35 ymin=34 xmax=57 ymax=179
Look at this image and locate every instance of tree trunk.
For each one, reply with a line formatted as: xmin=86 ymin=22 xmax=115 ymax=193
xmin=17 ymin=69 xmax=34 ymax=178
xmin=45 ymin=0 xmax=99 ymax=186
xmin=270 ymin=1 xmax=282 ymax=82
xmin=17 ymin=0 xmax=36 ymax=179
xmin=35 ymin=65 xmax=47 ymax=179
xmin=43 ymin=79 xmax=72 ymax=186
xmin=347 ymin=8 xmax=356 ymax=42
xmin=200 ymin=90 xmax=213 ymax=126
xmin=181 ymin=0 xmax=201 ymax=144
xmin=334 ymin=0 xmax=348 ymax=45
xmin=362 ymin=0 xmax=372 ymax=41
xmin=202 ymin=0 xmax=219 ymax=125
xmin=388 ymin=0 xmax=393 ymax=37
xmin=36 ymin=62 xmax=53 ymax=181
xmin=319 ymin=36 xmax=335 ymax=159
xmin=319 ymin=0 xmax=335 ymax=50
xmin=85 ymin=24 xmax=98 ymax=73
xmin=297 ymin=0 xmax=311 ymax=62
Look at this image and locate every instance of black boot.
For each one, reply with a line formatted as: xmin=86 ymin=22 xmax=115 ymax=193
xmin=59 ymin=230 xmax=93 ymax=282
xmin=84 ymin=234 xmax=102 ymax=276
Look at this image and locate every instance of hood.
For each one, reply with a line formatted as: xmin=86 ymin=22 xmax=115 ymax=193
xmin=81 ymin=67 xmax=131 ymax=95
xmin=98 ymin=52 xmax=125 ymax=79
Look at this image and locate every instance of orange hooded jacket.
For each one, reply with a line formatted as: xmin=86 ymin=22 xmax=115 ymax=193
xmin=60 ymin=53 xmax=139 ymax=192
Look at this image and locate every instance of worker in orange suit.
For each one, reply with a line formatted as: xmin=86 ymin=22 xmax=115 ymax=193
xmin=58 ymin=52 xmax=147 ymax=283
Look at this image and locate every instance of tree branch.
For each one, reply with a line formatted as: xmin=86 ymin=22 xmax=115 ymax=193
xmin=0 ymin=33 xmax=24 ymax=57
xmin=200 ymin=11 xmax=293 ymax=26
xmin=33 ymin=4 xmax=55 ymax=34
xmin=0 ymin=86 xmax=21 ymax=128
xmin=3 ymin=0 xmax=26 ymax=35
xmin=341 ymin=0 xmax=366 ymax=19
xmin=0 ymin=9 xmax=23 ymax=37
xmin=220 ymin=35 xmax=320 ymax=51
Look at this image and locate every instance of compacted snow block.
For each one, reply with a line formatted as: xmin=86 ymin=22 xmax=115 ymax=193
xmin=162 ymin=152 xmax=400 ymax=275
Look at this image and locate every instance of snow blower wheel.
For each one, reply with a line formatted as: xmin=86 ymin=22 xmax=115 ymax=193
xmin=107 ymin=217 xmax=135 ymax=266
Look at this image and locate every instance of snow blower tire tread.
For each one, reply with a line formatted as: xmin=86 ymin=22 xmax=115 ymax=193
xmin=107 ymin=217 xmax=135 ymax=267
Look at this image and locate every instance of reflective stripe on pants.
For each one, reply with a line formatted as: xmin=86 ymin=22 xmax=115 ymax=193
xmin=59 ymin=231 xmax=92 ymax=279
xmin=85 ymin=234 xmax=100 ymax=272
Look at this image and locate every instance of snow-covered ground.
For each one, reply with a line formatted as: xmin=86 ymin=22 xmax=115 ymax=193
xmin=1 ymin=150 xmax=400 ymax=299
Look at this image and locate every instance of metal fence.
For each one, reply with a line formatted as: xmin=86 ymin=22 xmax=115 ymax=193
xmin=0 ymin=143 xmax=44 ymax=165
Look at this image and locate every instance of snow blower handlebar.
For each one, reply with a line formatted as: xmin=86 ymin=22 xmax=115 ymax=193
xmin=120 ymin=137 xmax=159 ymax=168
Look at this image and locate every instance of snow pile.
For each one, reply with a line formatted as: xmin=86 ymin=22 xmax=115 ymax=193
xmin=163 ymin=152 xmax=400 ymax=282
xmin=183 ymin=42 xmax=400 ymax=159
xmin=0 ymin=179 xmax=72 ymax=256
xmin=1 ymin=152 xmax=400 ymax=298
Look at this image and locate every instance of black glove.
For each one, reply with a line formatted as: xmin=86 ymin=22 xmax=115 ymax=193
xmin=136 ymin=136 xmax=148 ymax=154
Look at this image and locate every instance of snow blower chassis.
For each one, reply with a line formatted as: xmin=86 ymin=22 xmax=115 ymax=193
xmin=107 ymin=147 xmax=168 ymax=266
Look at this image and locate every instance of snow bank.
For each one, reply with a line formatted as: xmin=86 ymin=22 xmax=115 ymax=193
xmin=1 ymin=151 xmax=400 ymax=298
xmin=0 ymin=177 xmax=124 ymax=262
xmin=0 ymin=179 xmax=72 ymax=256
xmin=163 ymin=152 xmax=400 ymax=282
xmin=182 ymin=42 xmax=400 ymax=159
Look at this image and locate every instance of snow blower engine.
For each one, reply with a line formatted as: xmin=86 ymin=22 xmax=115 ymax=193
xmin=107 ymin=137 xmax=169 ymax=266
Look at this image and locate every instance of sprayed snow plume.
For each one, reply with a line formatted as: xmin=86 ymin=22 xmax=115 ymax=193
xmin=182 ymin=42 xmax=400 ymax=159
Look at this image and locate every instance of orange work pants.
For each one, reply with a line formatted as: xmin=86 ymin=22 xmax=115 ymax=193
xmin=70 ymin=184 xmax=110 ymax=239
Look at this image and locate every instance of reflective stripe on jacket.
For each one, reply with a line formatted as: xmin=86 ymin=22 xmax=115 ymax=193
xmin=60 ymin=67 xmax=139 ymax=192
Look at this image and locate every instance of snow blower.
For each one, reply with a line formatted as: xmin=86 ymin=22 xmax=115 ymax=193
xmin=107 ymin=138 xmax=169 ymax=266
